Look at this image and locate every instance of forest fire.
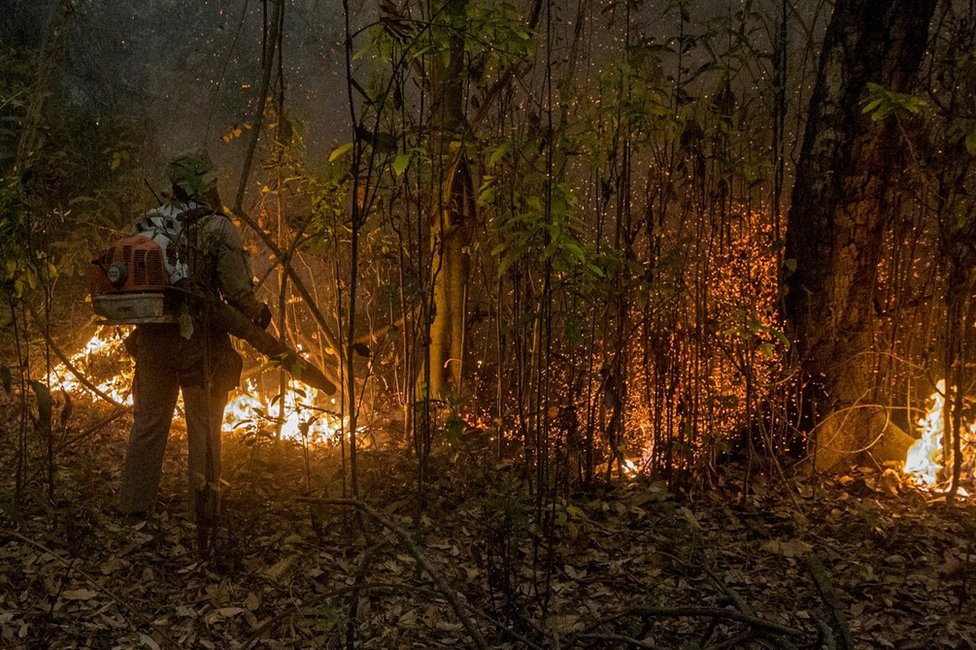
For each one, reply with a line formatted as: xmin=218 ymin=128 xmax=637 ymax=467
xmin=903 ymin=380 xmax=975 ymax=493
xmin=47 ymin=330 xmax=132 ymax=405
xmin=49 ymin=329 xmax=340 ymax=445
xmin=223 ymin=381 xmax=342 ymax=444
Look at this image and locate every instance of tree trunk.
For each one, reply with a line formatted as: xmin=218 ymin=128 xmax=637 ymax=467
xmin=784 ymin=0 xmax=935 ymax=471
xmin=426 ymin=0 xmax=472 ymax=398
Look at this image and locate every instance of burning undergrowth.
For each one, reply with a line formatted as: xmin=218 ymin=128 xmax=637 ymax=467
xmin=904 ymin=380 xmax=976 ymax=495
xmin=42 ymin=330 xmax=976 ymax=494
xmin=47 ymin=327 xmax=345 ymax=446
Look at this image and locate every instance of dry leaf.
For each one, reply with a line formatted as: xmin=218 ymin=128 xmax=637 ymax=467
xmin=245 ymin=592 xmax=261 ymax=611
xmin=263 ymin=554 xmax=300 ymax=581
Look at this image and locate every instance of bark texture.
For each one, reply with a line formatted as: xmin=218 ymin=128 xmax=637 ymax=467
xmin=784 ymin=0 xmax=936 ymax=470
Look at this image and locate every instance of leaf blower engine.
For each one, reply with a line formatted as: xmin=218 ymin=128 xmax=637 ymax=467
xmin=90 ymin=206 xmax=188 ymax=324
xmin=89 ymin=206 xmax=336 ymax=394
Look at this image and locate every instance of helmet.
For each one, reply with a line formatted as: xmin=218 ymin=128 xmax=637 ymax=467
xmin=166 ymin=147 xmax=218 ymax=201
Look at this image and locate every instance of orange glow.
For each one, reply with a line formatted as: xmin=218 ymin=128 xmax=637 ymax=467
xmin=224 ymin=379 xmax=344 ymax=444
xmin=52 ymin=330 xmax=343 ymax=445
xmin=904 ymin=379 xmax=974 ymax=495
xmin=48 ymin=328 xmax=133 ymax=405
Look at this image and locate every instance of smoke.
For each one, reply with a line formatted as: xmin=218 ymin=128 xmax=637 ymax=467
xmin=2 ymin=0 xmax=351 ymax=194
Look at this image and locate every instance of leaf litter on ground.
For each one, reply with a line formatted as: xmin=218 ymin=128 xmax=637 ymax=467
xmin=0 ymin=399 xmax=974 ymax=648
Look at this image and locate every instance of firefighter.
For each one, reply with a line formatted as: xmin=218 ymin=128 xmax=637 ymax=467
xmin=117 ymin=148 xmax=271 ymax=527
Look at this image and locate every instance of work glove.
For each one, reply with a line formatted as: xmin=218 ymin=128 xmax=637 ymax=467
xmin=253 ymin=303 xmax=273 ymax=329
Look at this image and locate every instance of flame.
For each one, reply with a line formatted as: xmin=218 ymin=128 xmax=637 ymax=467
xmin=51 ymin=330 xmax=344 ymax=445
xmin=904 ymin=379 xmax=975 ymax=495
xmin=223 ymin=379 xmax=344 ymax=444
xmin=904 ymin=381 xmax=946 ymax=485
xmin=621 ymin=458 xmax=641 ymax=477
xmin=48 ymin=328 xmax=133 ymax=405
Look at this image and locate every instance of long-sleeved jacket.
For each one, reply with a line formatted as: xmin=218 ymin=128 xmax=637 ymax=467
xmin=127 ymin=202 xmax=262 ymax=391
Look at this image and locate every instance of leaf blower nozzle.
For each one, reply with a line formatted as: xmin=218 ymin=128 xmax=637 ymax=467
xmin=205 ymin=298 xmax=337 ymax=395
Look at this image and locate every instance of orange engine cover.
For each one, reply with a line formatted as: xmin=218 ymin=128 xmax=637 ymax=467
xmin=90 ymin=235 xmax=170 ymax=295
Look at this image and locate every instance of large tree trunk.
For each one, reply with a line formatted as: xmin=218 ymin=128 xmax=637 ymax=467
xmin=784 ymin=0 xmax=935 ymax=471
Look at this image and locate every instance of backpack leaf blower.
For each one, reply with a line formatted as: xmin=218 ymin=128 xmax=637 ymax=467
xmin=90 ymin=205 xmax=336 ymax=395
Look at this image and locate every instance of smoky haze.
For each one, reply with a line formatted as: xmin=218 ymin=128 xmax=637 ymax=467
xmin=1 ymin=0 xmax=818 ymax=197
xmin=3 ymin=0 xmax=355 ymax=195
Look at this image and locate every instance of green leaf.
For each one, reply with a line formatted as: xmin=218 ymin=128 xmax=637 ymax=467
xmin=757 ymin=324 xmax=792 ymax=350
xmin=860 ymin=98 xmax=883 ymax=115
xmin=861 ymin=82 xmax=926 ymax=122
xmin=29 ymin=380 xmax=52 ymax=433
xmin=564 ymin=312 xmax=582 ymax=345
xmin=966 ymin=132 xmax=976 ymax=156
xmin=59 ymin=389 xmax=73 ymax=430
xmin=329 ymin=142 xmax=354 ymax=162
xmin=392 ymin=153 xmax=409 ymax=177
xmin=488 ymin=142 xmax=511 ymax=166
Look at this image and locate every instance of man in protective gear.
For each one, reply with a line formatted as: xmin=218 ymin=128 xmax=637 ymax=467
xmin=117 ymin=148 xmax=270 ymax=533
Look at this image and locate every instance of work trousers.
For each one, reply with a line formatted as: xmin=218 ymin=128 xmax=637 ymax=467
xmin=118 ymin=354 xmax=228 ymax=518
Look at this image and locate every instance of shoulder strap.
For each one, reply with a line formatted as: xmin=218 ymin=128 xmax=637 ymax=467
xmin=177 ymin=205 xmax=220 ymax=223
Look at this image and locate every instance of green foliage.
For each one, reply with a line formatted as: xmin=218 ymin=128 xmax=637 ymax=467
xmin=721 ymin=308 xmax=790 ymax=359
xmin=487 ymin=181 xmax=602 ymax=279
xmin=372 ymin=0 xmax=535 ymax=89
xmin=553 ymin=499 xmax=586 ymax=540
xmin=861 ymin=82 xmax=927 ymax=121
xmin=306 ymin=155 xmax=354 ymax=245
xmin=965 ymin=131 xmax=976 ymax=155
xmin=0 ymin=176 xmax=38 ymax=299
xmin=463 ymin=0 xmax=534 ymax=84
xmin=0 ymin=51 xmax=31 ymax=171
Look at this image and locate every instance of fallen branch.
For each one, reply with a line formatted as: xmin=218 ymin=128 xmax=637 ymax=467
xmin=697 ymin=560 xmax=799 ymax=648
xmin=704 ymin=630 xmax=755 ymax=650
xmin=346 ymin=540 xmax=388 ymax=649
xmin=699 ymin=562 xmax=754 ymax=617
xmin=28 ymin=305 xmax=128 ymax=409
xmin=804 ymin=555 xmax=852 ymax=650
xmin=0 ymin=527 xmax=179 ymax=649
xmin=311 ymin=498 xmax=489 ymax=649
xmin=271 ymin=579 xmax=546 ymax=650
xmin=813 ymin=616 xmax=837 ymax=650
xmin=569 ymin=605 xmax=805 ymax=645
xmin=574 ymin=632 xmax=659 ymax=648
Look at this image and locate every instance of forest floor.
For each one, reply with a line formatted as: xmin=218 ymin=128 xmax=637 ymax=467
xmin=1 ymin=395 xmax=975 ymax=650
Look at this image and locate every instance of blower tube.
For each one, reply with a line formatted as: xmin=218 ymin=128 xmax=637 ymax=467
xmin=203 ymin=298 xmax=337 ymax=396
